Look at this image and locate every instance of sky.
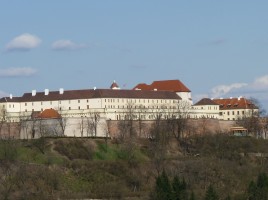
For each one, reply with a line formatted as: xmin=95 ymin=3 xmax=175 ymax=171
xmin=0 ymin=1 xmax=268 ymax=111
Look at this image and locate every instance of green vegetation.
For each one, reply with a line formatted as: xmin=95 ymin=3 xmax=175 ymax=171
xmin=1 ymin=135 xmax=268 ymax=199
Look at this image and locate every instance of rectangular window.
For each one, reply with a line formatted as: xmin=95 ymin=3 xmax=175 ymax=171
xmin=78 ymin=100 xmax=80 ymax=103
xmin=78 ymin=106 xmax=80 ymax=110
xmin=237 ymin=111 xmax=239 ymax=115
xmin=69 ymin=107 xmax=71 ymax=110
xmin=25 ymin=103 xmax=27 ymax=106
xmin=87 ymin=105 xmax=89 ymax=109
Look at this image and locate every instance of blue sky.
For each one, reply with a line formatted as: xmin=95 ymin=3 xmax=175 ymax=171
xmin=1 ymin=1 xmax=268 ymax=110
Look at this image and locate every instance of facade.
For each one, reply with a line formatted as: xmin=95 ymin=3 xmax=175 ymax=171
xmin=191 ymin=98 xmax=220 ymax=119
xmin=191 ymin=97 xmax=259 ymax=121
xmin=212 ymin=97 xmax=259 ymax=121
xmin=0 ymin=80 xmax=191 ymax=123
xmin=0 ymin=80 xmax=259 ymax=128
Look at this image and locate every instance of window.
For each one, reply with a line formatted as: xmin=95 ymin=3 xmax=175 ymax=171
xmin=78 ymin=100 xmax=80 ymax=103
xmin=227 ymin=111 xmax=230 ymax=115
xmin=25 ymin=103 xmax=27 ymax=106
xmin=87 ymin=100 xmax=89 ymax=103
xmin=59 ymin=101 xmax=61 ymax=104
xmin=87 ymin=105 xmax=89 ymax=109
xmin=232 ymin=111 xmax=234 ymax=115
xmin=32 ymin=102 xmax=34 ymax=106
xmin=69 ymin=107 xmax=71 ymax=110
xmin=50 ymin=101 xmax=52 ymax=105
xmin=78 ymin=106 xmax=80 ymax=110
xmin=237 ymin=111 xmax=240 ymax=115
xmin=41 ymin=102 xmax=43 ymax=105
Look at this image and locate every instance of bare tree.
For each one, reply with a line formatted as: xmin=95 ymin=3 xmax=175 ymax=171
xmin=87 ymin=111 xmax=100 ymax=137
xmin=56 ymin=110 xmax=68 ymax=136
xmin=0 ymin=107 xmax=6 ymax=138
xmin=236 ymin=98 xmax=261 ymax=137
xmin=78 ymin=117 xmax=85 ymax=137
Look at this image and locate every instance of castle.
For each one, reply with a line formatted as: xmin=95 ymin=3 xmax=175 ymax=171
xmin=0 ymin=79 xmax=258 ymax=138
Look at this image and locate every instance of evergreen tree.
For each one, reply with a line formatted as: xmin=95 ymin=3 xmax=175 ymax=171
xmin=172 ymin=175 xmax=181 ymax=200
xmin=248 ymin=172 xmax=268 ymax=200
xmin=153 ymin=170 xmax=172 ymax=200
xmin=172 ymin=176 xmax=188 ymax=200
xmin=224 ymin=195 xmax=231 ymax=200
xmin=204 ymin=185 xmax=218 ymax=200
xmin=189 ymin=191 xmax=195 ymax=200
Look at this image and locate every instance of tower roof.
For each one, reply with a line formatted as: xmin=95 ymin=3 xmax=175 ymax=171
xmin=110 ymin=80 xmax=120 ymax=89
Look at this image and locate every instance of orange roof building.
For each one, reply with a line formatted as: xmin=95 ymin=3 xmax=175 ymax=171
xmin=133 ymin=79 xmax=191 ymax=92
xmin=38 ymin=108 xmax=61 ymax=119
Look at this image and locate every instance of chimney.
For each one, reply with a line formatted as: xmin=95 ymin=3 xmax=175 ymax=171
xmin=153 ymin=88 xmax=157 ymax=91
xmin=9 ymin=94 xmax=12 ymax=99
xmin=44 ymin=89 xmax=49 ymax=95
xmin=59 ymin=88 xmax=64 ymax=94
xmin=32 ymin=90 xmax=36 ymax=96
xmin=93 ymin=87 xmax=96 ymax=90
xmin=238 ymin=96 xmax=242 ymax=101
xmin=230 ymin=97 xmax=233 ymax=99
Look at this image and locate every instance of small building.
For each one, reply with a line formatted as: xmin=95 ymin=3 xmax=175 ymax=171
xmin=191 ymin=98 xmax=220 ymax=119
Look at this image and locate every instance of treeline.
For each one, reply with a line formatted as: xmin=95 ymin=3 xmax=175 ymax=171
xmin=152 ymin=171 xmax=268 ymax=200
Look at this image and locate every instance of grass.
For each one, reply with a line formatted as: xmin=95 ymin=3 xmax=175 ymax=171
xmin=93 ymin=141 xmax=149 ymax=162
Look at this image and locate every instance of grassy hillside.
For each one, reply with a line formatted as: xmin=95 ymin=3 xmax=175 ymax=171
xmin=1 ymin=135 xmax=268 ymax=199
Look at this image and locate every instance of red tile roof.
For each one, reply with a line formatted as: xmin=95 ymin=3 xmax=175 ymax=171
xmin=133 ymin=80 xmax=191 ymax=92
xmin=212 ymin=98 xmax=258 ymax=110
xmin=38 ymin=109 xmax=61 ymax=119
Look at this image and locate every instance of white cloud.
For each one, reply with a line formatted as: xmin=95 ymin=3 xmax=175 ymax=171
xmin=211 ymin=83 xmax=248 ymax=98
xmin=252 ymin=75 xmax=268 ymax=89
xmin=0 ymin=67 xmax=37 ymax=77
xmin=51 ymin=40 xmax=87 ymax=51
xmin=5 ymin=33 xmax=41 ymax=51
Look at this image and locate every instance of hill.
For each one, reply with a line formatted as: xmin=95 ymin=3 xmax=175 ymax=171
xmin=0 ymin=135 xmax=268 ymax=199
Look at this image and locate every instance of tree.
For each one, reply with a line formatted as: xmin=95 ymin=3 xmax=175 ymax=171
xmin=78 ymin=117 xmax=85 ymax=137
xmin=236 ymin=98 xmax=262 ymax=137
xmin=204 ymin=185 xmax=218 ymax=200
xmin=86 ymin=111 xmax=100 ymax=137
xmin=57 ymin=109 xmax=68 ymax=136
xmin=172 ymin=176 xmax=188 ymax=200
xmin=247 ymin=172 xmax=268 ymax=200
xmin=153 ymin=170 xmax=172 ymax=200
